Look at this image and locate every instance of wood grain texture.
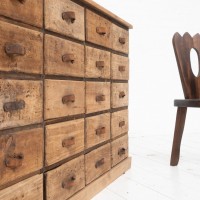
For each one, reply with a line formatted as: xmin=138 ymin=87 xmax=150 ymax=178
xmin=86 ymin=81 xmax=110 ymax=114
xmin=45 ymin=0 xmax=85 ymax=41
xmin=45 ymin=79 xmax=85 ymax=120
xmin=45 ymin=34 xmax=84 ymax=77
xmin=0 ymin=128 xmax=43 ymax=187
xmin=111 ymin=109 xmax=128 ymax=139
xmin=85 ymin=46 xmax=110 ymax=78
xmin=111 ymin=134 xmax=128 ymax=167
xmin=86 ymin=113 xmax=110 ymax=149
xmin=0 ymin=174 xmax=43 ymax=200
xmin=111 ymin=53 xmax=129 ymax=80
xmin=0 ymin=0 xmax=43 ymax=27
xmin=0 ymin=79 xmax=43 ymax=130
xmin=0 ymin=21 xmax=43 ymax=74
xmin=45 ymin=118 xmax=84 ymax=166
xmin=46 ymin=155 xmax=85 ymax=200
xmin=111 ymin=83 xmax=128 ymax=108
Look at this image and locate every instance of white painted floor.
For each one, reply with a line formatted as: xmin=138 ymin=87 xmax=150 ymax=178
xmin=92 ymin=131 xmax=200 ymax=200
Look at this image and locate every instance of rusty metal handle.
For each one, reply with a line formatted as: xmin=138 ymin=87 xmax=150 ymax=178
xmin=62 ymin=94 xmax=75 ymax=104
xmin=119 ymin=65 xmax=126 ymax=72
xmin=62 ymin=175 xmax=76 ymax=189
xmin=118 ymin=148 xmax=126 ymax=156
xmin=119 ymin=37 xmax=126 ymax=44
xmin=96 ymin=127 xmax=106 ymax=136
xmin=95 ymin=158 xmax=105 ymax=168
xmin=119 ymin=121 xmax=125 ymax=127
xmin=62 ymin=54 xmax=75 ymax=63
xmin=62 ymin=137 xmax=75 ymax=147
xmin=62 ymin=11 xmax=76 ymax=23
xmin=119 ymin=91 xmax=126 ymax=98
xmin=3 ymin=100 xmax=25 ymax=112
xmin=5 ymin=153 xmax=24 ymax=169
xmin=96 ymin=27 xmax=106 ymax=35
xmin=96 ymin=95 xmax=105 ymax=102
xmin=5 ymin=43 xmax=25 ymax=56
xmin=96 ymin=61 xmax=105 ymax=69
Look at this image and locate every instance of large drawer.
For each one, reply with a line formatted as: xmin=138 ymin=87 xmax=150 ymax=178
xmin=45 ymin=80 xmax=85 ymax=120
xmin=45 ymin=119 xmax=84 ymax=166
xmin=0 ymin=79 xmax=43 ymax=130
xmin=46 ymin=155 xmax=85 ymax=200
xmin=0 ymin=174 xmax=43 ymax=200
xmin=45 ymin=34 xmax=84 ymax=77
xmin=0 ymin=21 xmax=43 ymax=74
xmin=0 ymin=0 xmax=43 ymax=27
xmin=45 ymin=0 xmax=85 ymax=41
xmin=0 ymin=128 xmax=43 ymax=187
xmin=86 ymin=81 xmax=110 ymax=114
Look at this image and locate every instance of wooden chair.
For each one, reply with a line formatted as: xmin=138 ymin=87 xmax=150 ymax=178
xmin=170 ymin=32 xmax=200 ymax=166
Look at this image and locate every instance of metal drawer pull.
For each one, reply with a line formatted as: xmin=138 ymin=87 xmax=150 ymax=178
xmin=118 ymin=148 xmax=126 ymax=156
xmin=62 ymin=175 xmax=76 ymax=189
xmin=119 ymin=91 xmax=126 ymax=98
xmin=62 ymin=137 xmax=75 ymax=147
xmin=5 ymin=43 xmax=25 ymax=56
xmin=62 ymin=94 xmax=75 ymax=104
xmin=3 ymin=100 xmax=25 ymax=112
xmin=96 ymin=127 xmax=106 ymax=135
xmin=18 ymin=0 xmax=26 ymax=4
xmin=62 ymin=54 xmax=75 ymax=63
xmin=62 ymin=11 xmax=76 ymax=23
xmin=96 ymin=61 xmax=105 ymax=69
xmin=95 ymin=158 xmax=105 ymax=168
xmin=96 ymin=95 xmax=105 ymax=102
xmin=119 ymin=65 xmax=126 ymax=72
xmin=119 ymin=121 xmax=125 ymax=127
xmin=96 ymin=27 xmax=106 ymax=35
xmin=119 ymin=37 xmax=126 ymax=44
xmin=5 ymin=153 xmax=24 ymax=169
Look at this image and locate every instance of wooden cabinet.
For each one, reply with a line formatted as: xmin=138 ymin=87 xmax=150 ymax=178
xmin=0 ymin=0 xmax=132 ymax=199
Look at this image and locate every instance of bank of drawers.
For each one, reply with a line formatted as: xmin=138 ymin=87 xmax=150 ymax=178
xmin=0 ymin=0 xmax=130 ymax=199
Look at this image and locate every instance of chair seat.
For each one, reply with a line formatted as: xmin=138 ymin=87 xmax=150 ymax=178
xmin=174 ymin=99 xmax=200 ymax=107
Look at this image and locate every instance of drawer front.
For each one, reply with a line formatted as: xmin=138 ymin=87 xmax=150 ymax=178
xmin=0 ymin=128 xmax=43 ymax=187
xmin=45 ymin=34 xmax=84 ymax=77
xmin=111 ymin=54 xmax=129 ymax=80
xmin=86 ymin=82 xmax=110 ymax=114
xmin=45 ymin=0 xmax=85 ymax=41
xmin=85 ymin=46 xmax=110 ymax=79
xmin=0 ymin=174 xmax=43 ymax=200
xmin=86 ymin=113 xmax=110 ymax=149
xmin=85 ymin=143 xmax=111 ymax=184
xmin=111 ymin=109 xmax=128 ymax=138
xmin=0 ymin=79 xmax=43 ymax=130
xmin=111 ymin=83 xmax=128 ymax=108
xmin=45 ymin=119 xmax=84 ymax=166
xmin=0 ymin=0 xmax=43 ymax=27
xmin=111 ymin=24 xmax=129 ymax=54
xmin=86 ymin=9 xmax=112 ymax=48
xmin=46 ymin=155 xmax=85 ymax=200
xmin=111 ymin=134 xmax=128 ymax=167
xmin=0 ymin=21 xmax=43 ymax=74
xmin=45 ymin=80 xmax=85 ymax=120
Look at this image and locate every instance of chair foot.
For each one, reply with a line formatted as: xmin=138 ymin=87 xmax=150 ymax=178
xmin=170 ymin=107 xmax=187 ymax=166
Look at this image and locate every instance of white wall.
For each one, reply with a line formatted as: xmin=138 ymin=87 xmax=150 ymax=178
xmin=94 ymin=0 xmax=200 ymax=136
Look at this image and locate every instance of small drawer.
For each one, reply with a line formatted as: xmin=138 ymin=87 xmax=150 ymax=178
xmin=86 ymin=113 xmax=110 ymax=149
xmin=45 ymin=34 xmax=84 ymax=77
xmin=85 ymin=143 xmax=111 ymax=184
xmin=0 ymin=128 xmax=43 ymax=187
xmin=0 ymin=0 xmax=43 ymax=27
xmin=86 ymin=82 xmax=110 ymax=114
xmin=111 ymin=109 xmax=128 ymax=138
xmin=111 ymin=134 xmax=128 ymax=167
xmin=46 ymin=155 xmax=85 ymax=200
xmin=45 ymin=118 xmax=84 ymax=166
xmin=86 ymin=9 xmax=112 ymax=48
xmin=45 ymin=0 xmax=85 ymax=41
xmin=111 ymin=83 xmax=128 ymax=108
xmin=0 ymin=21 xmax=43 ymax=74
xmin=111 ymin=54 xmax=129 ymax=80
xmin=85 ymin=46 xmax=110 ymax=79
xmin=0 ymin=79 xmax=43 ymax=130
xmin=45 ymin=80 xmax=85 ymax=120
xmin=111 ymin=24 xmax=129 ymax=54
xmin=0 ymin=174 xmax=43 ymax=200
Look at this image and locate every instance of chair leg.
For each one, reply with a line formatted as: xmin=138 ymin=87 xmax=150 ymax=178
xmin=170 ymin=107 xmax=187 ymax=166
